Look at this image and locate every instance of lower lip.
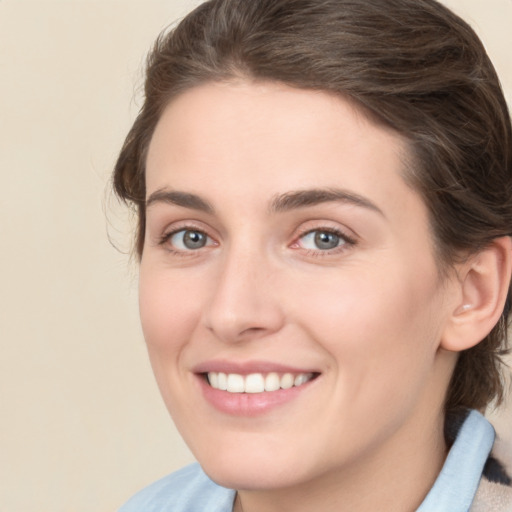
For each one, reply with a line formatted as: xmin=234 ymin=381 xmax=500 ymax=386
xmin=197 ymin=375 xmax=316 ymax=417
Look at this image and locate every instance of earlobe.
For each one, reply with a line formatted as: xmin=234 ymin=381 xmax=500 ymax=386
xmin=441 ymin=236 xmax=512 ymax=352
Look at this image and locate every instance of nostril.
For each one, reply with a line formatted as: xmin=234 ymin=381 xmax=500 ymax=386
xmin=202 ymin=278 xmax=285 ymax=344
xmin=241 ymin=326 xmax=266 ymax=335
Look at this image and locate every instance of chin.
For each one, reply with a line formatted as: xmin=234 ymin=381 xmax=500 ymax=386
xmin=196 ymin=446 xmax=312 ymax=491
xmin=203 ymin=465 xmax=305 ymax=492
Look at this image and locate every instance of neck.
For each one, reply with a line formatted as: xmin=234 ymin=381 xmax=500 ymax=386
xmin=234 ymin=411 xmax=447 ymax=512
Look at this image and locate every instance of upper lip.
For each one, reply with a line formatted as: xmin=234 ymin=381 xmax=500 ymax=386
xmin=192 ymin=359 xmax=319 ymax=375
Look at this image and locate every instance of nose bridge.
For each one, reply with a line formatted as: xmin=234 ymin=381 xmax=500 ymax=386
xmin=203 ymin=238 xmax=283 ymax=343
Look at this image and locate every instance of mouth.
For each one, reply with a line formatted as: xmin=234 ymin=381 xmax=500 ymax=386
xmin=194 ymin=361 xmax=321 ymax=416
xmin=205 ymin=371 xmax=318 ymax=394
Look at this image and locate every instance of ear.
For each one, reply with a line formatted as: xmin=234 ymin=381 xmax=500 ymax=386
xmin=441 ymin=236 xmax=512 ymax=352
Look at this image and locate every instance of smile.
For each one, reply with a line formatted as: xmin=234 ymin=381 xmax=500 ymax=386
xmin=207 ymin=372 xmax=315 ymax=393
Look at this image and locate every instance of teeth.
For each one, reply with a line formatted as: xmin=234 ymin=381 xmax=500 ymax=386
xmin=265 ymin=372 xmax=280 ymax=392
xmin=245 ymin=373 xmax=265 ymax=393
xmin=294 ymin=374 xmax=308 ymax=386
xmin=207 ymin=371 xmax=314 ymax=393
xmin=280 ymin=373 xmax=294 ymax=389
xmin=208 ymin=372 xmax=219 ymax=388
xmin=227 ymin=373 xmax=245 ymax=393
xmin=218 ymin=372 xmax=228 ymax=391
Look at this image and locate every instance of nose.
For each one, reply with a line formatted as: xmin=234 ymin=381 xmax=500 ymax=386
xmin=203 ymin=246 xmax=285 ymax=344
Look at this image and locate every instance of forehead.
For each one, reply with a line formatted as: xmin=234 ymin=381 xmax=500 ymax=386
xmin=145 ymin=81 xmax=425 ymax=225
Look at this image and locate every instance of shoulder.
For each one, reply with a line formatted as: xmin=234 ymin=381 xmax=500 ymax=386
xmin=471 ymin=477 xmax=512 ymax=512
xmin=118 ymin=463 xmax=236 ymax=512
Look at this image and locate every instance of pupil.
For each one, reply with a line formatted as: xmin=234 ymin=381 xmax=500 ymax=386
xmin=314 ymin=231 xmax=339 ymax=250
xmin=184 ymin=231 xmax=206 ymax=249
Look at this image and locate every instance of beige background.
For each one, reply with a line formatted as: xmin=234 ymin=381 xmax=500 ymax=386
xmin=1 ymin=1 xmax=511 ymax=510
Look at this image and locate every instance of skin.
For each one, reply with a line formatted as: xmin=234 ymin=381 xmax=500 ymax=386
xmin=140 ymin=81 xmax=464 ymax=512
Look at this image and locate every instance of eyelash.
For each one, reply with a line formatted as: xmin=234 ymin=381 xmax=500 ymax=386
xmin=291 ymin=227 xmax=357 ymax=256
xmin=157 ymin=225 xmax=357 ymax=257
xmin=158 ymin=225 xmax=216 ymax=256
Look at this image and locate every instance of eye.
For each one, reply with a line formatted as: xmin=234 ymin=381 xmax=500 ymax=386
xmin=298 ymin=229 xmax=348 ymax=251
xmin=167 ymin=229 xmax=213 ymax=251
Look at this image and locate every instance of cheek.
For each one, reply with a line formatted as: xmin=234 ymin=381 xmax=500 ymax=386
xmin=138 ymin=267 xmax=201 ymax=353
xmin=295 ymin=267 xmax=446 ymax=446
xmin=138 ymin=267 xmax=206 ymax=418
xmin=292 ymin=261 xmax=443 ymax=380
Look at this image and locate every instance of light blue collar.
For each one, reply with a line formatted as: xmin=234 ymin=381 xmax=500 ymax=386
xmin=119 ymin=410 xmax=494 ymax=512
xmin=417 ymin=410 xmax=495 ymax=512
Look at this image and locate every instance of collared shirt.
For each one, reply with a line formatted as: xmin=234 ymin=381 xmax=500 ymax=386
xmin=119 ymin=410 xmax=496 ymax=512
xmin=418 ymin=409 xmax=495 ymax=511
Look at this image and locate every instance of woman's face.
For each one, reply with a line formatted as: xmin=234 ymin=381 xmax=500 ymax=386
xmin=140 ymin=81 xmax=458 ymax=490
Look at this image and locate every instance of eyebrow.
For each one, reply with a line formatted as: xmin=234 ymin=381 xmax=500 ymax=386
xmin=146 ymin=189 xmax=214 ymax=213
xmin=269 ymin=188 xmax=385 ymax=217
xmin=145 ymin=186 xmax=384 ymax=217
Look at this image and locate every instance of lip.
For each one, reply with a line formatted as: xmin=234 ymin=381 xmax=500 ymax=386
xmin=193 ymin=360 xmax=320 ymax=417
xmin=193 ymin=359 xmax=318 ymax=375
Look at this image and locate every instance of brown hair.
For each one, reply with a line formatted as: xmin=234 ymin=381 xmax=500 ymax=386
xmin=113 ymin=0 xmax=512 ymax=412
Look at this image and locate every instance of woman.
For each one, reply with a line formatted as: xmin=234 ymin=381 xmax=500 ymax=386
xmin=114 ymin=0 xmax=512 ymax=510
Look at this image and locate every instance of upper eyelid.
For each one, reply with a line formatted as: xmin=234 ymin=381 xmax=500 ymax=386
xmin=154 ymin=219 xmax=358 ymax=248
xmin=152 ymin=221 xmax=216 ymax=249
xmin=170 ymin=228 xmax=215 ymax=246
xmin=161 ymin=220 xmax=214 ymax=237
xmin=164 ymin=223 xmax=206 ymax=235
xmin=158 ymin=227 xmax=217 ymax=256
xmin=294 ymin=228 xmax=356 ymax=247
xmin=163 ymin=225 xmax=214 ymax=243
xmin=293 ymin=222 xmax=358 ymax=242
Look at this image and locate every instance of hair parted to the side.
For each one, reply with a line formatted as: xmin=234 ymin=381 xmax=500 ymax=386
xmin=113 ymin=0 xmax=512 ymax=413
